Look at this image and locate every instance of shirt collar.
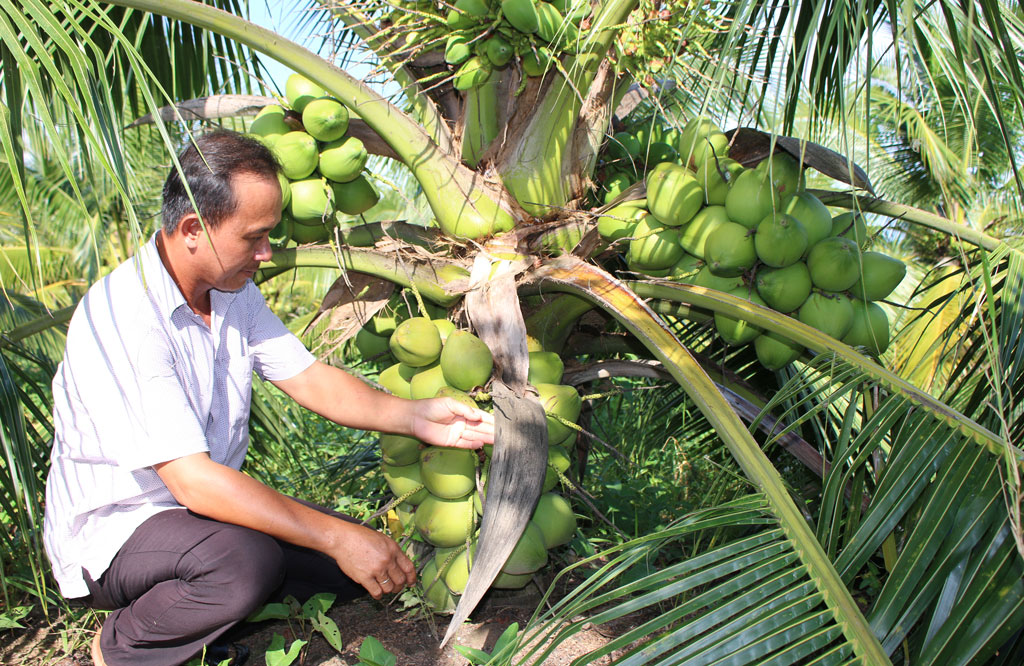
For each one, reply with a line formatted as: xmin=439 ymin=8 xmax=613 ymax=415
xmin=136 ymin=232 xmax=189 ymax=324
xmin=135 ymin=232 xmax=244 ymax=324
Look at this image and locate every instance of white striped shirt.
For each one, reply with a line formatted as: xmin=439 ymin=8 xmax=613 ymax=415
xmin=43 ymin=235 xmax=314 ymax=598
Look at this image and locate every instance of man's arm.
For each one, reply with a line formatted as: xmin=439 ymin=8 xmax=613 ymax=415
xmin=271 ymin=360 xmax=494 ymax=448
xmin=154 ymin=453 xmax=415 ymax=599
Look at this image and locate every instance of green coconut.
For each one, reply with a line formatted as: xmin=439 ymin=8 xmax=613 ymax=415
xmin=276 ymin=171 xmax=291 ymax=211
xmin=434 ymin=386 xmax=477 ymax=411
xmin=380 ymin=433 xmax=421 ymax=467
xmin=409 ymin=364 xmax=449 ymax=400
xmin=447 ymin=0 xmax=489 ymax=28
xmin=332 ymin=176 xmax=379 ymax=215
xmin=269 ymin=212 xmax=293 ymax=247
xmin=521 ymin=46 xmax=552 ymax=77
xmin=438 ymin=542 xmax=477 ymax=595
xmin=285 ymin=73 xmax=327 ymax=113
xmin=432 ymin=318 xmax=457 ymax=343
xmin=290 ymin=218 xmax=333 ymax=244
xmin=677 ymin=117 xmax=725 ymax=166
xmin=850 ymin=252 xmax=906 ymax=301
xmin=288 ymin=178 xmax=334 ymax=223
xmin=368 ymin=297 xmax=409 ymax=337
xmin=695 ymin=157 xmax=743 ymax=206
xmin=755 ymin=262 xmax=812 ymax=313
xmin=679 ymin=205 xmax=731 ymax=258
xmin=420 ymin=446 xmax=478 ymax=499
xmin=688 ymin=132 xmax=730 ymax=169
xmin=419 ymin=558 xmax=457 ymax=612
xmin=597 ymin=202 xmax=647 ymax=243
xmin=390 ymin=317 xmax=443 ymax=367
xmin=381 ymin=461 xmax=429 ymax=505
xmin=444 ymin=34 xmax=472 ymax=65
xmin=354 ymin=326 xmax=391 ymax=360
xmin=704 ymin=222 xmax=756 ymax=277
xmin=755 ymin=330 xmax=804 ymax=370
xmin=807 ymin=237 xmax=862 ymax=291
xmin=755 ymin=152 xmax=805 ymax=200
xmin=831 ymin=212 xmax=872 ymax=249
xmin=484 ymin=35 xmax=514 ymax=67
xmin=491 ymin=571 xmax=532 ymax=589
xmin=543 ymin=445 xmax=571 ymax=493
xmin=754 ymin=213 xmax=808 ymax=268
xmin=843 ymin=299 xmax=890 ymax=355
xmin=627 ymin=215 xmax=683 ymax=271
xmin=453 ymin=56 xmax=492 ymax=91
xmin=440 ymin=330 xmax=494 ymax=390
xmin=715 ymin=288 xmax=767 ymax=345
xmin=725 ymin=169 xmax=781 ymax=229
xmin=276 ymin=131 xmax=319 ymax=180
xmin=645 ymin=164 xmax=703 ymax=227
xmin=606 ymin=131 xmax=642 ymax=163
xmin=301 ymin=97 xmax=349 ymax=142
xmin=532 ymin=493 xmax=576 ymax=548
xmin=250 ymin=104 xmax=292 ymax=137
xmin=781 ymin=192 xmax=833 ymax=247
xmin=644 ymin=141 xmax=678 ymax=166
xmin=669 ymin=253 xmax=703 ymax=280
xmin=694 ymin=266 xmax=744 ymax=292
xmin=502 ymin=521 xmax=548 ymax=575
xmin=528 ymin=351 xmax=565 ymax=385
xmin=319 ymin=136 xmax=368 ymax=183
xmin=377 ymin=362 xmax=418 ymax=398
xmin=798 ymin=291 xmax=855 ymax=340
xmin=535 ymin=383 xmax=582 ymax=443
xmin=414 ymin=494 xmax=476 ymax=547
xmin=602 ymin=172 xmax=633 ymax=205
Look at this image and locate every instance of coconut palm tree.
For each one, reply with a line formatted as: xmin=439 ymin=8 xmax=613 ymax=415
xmin=3 ymin=1 xmax=1024 ymax=663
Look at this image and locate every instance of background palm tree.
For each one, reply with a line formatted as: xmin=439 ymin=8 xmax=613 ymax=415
xmin=2 ymin=0 xmax=1024 ymax=663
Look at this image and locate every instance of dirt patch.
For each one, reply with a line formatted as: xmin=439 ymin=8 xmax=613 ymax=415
xmin=4 ymin=584 xmax=647 ymax=665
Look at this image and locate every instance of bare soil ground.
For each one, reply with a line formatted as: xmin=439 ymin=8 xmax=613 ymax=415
xmin=3 ymin=583 xmax=647 ymax=666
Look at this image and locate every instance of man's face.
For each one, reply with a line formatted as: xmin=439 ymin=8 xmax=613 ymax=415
xmin=200 ymin=172 xmax=282 ymax=292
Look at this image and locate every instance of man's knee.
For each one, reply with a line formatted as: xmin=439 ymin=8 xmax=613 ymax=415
xmin=184 ymin=524 xmax=286 ymax=621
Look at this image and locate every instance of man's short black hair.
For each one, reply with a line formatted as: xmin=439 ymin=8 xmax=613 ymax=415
xmin=161 ymin=129 xmax=281 ymax=234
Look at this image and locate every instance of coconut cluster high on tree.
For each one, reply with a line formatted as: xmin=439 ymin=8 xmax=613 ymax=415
xmin=594 ymin=116 xmax=907 ymax=369
xmin=250 ymin=75 xmax=379 ymax=245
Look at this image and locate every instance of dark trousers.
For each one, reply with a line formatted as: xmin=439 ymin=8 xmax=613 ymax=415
xmin=80 ymin=499 xmax=365 ymax=666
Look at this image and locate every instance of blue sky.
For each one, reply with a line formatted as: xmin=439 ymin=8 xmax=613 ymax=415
xmin=246 ymin=2 xmax=307 ymax=92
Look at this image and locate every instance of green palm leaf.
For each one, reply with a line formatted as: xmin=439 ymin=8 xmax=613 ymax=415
xmin=525 ymin=256 xmax=890 ymax=664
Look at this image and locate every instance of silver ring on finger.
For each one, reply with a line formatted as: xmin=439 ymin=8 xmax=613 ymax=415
xmin=380 ymin=577 xmax=390 ymax=585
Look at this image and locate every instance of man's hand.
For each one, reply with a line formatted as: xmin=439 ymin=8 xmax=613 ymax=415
xmin=325 ymin=523 xmax=416 ymax=599
xmin=410 ymin=397 xmax=494 ymax=449
xmin=273 ymin=362 xmax=496 ymax=448
xmin=156 ymin=453 xmax=416 ymax=599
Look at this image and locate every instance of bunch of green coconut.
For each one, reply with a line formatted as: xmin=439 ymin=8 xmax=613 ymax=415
xmin=248 ymin=74 xmax=380 ymax=246
xmin=382 ymin=0 xmax=591 ymax=90
xmin=595 ymin=116 xmax=907 ymax=370
xmin=356 ymin=293 xmax=582 ymax=611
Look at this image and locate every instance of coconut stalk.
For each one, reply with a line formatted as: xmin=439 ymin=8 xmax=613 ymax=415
xmin=495 ymin=0 xmax=639 ymax=217
xmin=258 ymin=246 xmax=469 ymax=307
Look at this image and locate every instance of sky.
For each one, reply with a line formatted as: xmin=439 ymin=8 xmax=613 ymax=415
xmin=245 ymin=1 xmax=312 ymax=92
xmin=244 ymin=1 xmax=382 ymax=97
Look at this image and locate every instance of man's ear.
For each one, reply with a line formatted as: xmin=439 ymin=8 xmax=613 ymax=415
xmin=178 ymin=214 xmax=205 ymax=249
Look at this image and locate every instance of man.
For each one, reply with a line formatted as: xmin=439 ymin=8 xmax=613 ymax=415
xmin=42 ymin=130 xmax=494 ymax=666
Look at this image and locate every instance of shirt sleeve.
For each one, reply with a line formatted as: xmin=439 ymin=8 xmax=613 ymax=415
xmin=246 ymin=283 xmax=316 ymax=381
